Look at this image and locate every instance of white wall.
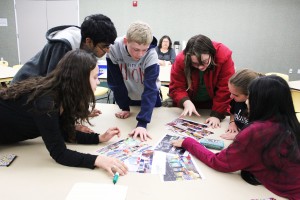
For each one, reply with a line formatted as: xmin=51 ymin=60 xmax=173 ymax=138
xmin=15 ymin=0 xmax=79 ymax=64
xmin=80 ymin=0 xmax=300 ymax=80
xmin=1 ymin=0 xmax=300 ymax=80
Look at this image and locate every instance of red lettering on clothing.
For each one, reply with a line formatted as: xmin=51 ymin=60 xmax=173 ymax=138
xmin=119 ymin=63 xmax=128 ymax=80
xmin=119 ymin=63 xmax=144 ymax=84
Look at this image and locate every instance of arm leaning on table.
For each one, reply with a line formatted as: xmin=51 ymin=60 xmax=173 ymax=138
xmin=180 ymin=121 xmax=300 ymax=199
xmin=169 ymin=52 xmax=189 ymax=106
xmin=207 ymin=43 xmax=235 ymax=120
xmin=137 ymin=64 xmax=161 ymax=129
xmin=30 ymin=96 xmax=127 ymax=176
xmin=107 ymin=58 xmax=131 ymax=113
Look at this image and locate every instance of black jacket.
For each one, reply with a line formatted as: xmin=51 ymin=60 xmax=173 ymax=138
xmin=0 ymin=94 xmax=99 ymax=169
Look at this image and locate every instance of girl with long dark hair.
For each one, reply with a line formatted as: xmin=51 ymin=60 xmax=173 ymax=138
xmin=0 ymin=49 xmax=128 ymax=176
xmin=172 ymin=76 xmax=300 ymax=199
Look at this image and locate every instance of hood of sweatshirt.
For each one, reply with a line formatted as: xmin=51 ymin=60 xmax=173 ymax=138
xmin=46 ymin=25 xmax=81 ymax=50
xmin=149 ymin=36 xmax=158 ymax=50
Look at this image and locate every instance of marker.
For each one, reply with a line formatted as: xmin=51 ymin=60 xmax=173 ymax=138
xmin=113 ymin=172 xmax=119 ymax=184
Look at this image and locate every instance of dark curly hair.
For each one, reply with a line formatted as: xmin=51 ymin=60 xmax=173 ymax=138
xmin=81 ymin=14 xmax=117 ymax=46
xmin=158 ymin=35 xmax=172 ymax=50
xmin=1 ymin=49 xmax=97 ymax=142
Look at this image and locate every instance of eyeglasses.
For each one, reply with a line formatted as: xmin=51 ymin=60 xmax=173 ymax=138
xmin=97 ymin=43 xmax=111 ymax=53
xmin=191 ymin=56 xmax=211 ymax=68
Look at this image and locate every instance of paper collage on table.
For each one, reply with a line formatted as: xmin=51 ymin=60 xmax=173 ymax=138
xmin=154 ymin=134 xmax=189 ymax=156
xmin=96 ymin=137 xmax=151 ymax=162
xmin=95 ymin=117 xmax=213 ymax=181
xmin=166 ymin=118 xmax=214 ymax=140
xmin=163 ymin=154 xmax=204 ymax=181
xmin=96 ymin=137 xmax=165 ymax=174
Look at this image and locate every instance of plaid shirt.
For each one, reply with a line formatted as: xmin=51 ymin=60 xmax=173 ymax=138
xmin=183 ymin=120 xmax=300 ymax=199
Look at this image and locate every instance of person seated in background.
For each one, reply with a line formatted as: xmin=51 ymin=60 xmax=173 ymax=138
xmin=172 ymin=75 xmax=300 ymax=199
xmin=0 ymin=49 xmax=128 ymax=177
xmin=106 ymin=21 xmax=161 ymax=142
xmin=155 ymin=35 xmax=176 ymax=66
xmin=169 ymin=34 xmax=235 ymax=128
xmin=220 ymin=69 xmax=264 ymax=140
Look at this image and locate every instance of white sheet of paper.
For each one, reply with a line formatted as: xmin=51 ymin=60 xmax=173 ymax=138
xmin=66 ymin=182 xmax=128 ymax=200
xmin=151 ymin=151 xmax=166 ymax=174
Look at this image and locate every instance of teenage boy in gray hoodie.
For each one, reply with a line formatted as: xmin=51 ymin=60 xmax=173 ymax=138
xmin=107 ymin=21 xmax=162 ymax=142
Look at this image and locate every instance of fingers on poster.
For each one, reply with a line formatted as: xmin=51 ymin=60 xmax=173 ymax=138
xmin=95 ymin=118 xmax=209 ymax=181
xmin=166 ymin=118 xmax=214 ymax=140
xmin=96 ymin=137 xmax=151 ymax=162
xmin=154 ymin=134 xmax=188 ymax=156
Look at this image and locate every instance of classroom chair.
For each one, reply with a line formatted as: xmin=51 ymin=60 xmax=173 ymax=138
xmin=291 ymin=89 xmax=300 ymax=113
xmin=94 ymin=86 xmax=110 ymax=103
xmin=265 ymin=72 xmax=289 ymax=82
xmin=160 ymin=86 xmax=169 ymax=101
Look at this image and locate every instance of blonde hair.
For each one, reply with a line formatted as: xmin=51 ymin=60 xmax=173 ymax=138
xmin=229 ymin=68 xmax=264 ymax=95
xmin=126 ymin=21 xmax=152 ymax=45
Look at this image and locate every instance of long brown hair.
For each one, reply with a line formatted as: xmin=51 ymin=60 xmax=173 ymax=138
xmin=183 ymin=34 xmax=216 ymax=90
xmin=229 ymin=69 xmax=264 ymax=96
xmin=1 ymin=49 xmax=97 ymax=141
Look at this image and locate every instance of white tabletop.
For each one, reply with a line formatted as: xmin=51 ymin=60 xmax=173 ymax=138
xmin=0 ymin=66 xmax=18 ymax=82
xmin=0 ymin=104 xmax=284 ymax=200
xmin=289 ymin=80 xmax=300 ymax=91
xmin=159 ymin=65 xmax=171 ymax=85
xmin=98 ymin=65 xmax=171 ymax=85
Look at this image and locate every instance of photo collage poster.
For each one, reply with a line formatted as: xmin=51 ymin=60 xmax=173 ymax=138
xmin=96 ymin=137 xmax=151 ymax=162
xmin=96 ymin=138 xmax=165 ymax=174
xmin=154 ymin=134 xmax=189 ymax=156
xmin=166 ymin=118 xmax=214 ymax=140
xmin=163 ymin=154 xmax=203 ymax=182
xmin=95 ymin=117 xmax=211 ymax=181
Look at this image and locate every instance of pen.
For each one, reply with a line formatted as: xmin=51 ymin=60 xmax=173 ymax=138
xmin=113 ymin=172 xmax=119 ymax=184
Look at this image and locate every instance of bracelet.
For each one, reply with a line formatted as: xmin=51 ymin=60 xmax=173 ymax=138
xmin=229 ymin=121 xmax=235 ymax=124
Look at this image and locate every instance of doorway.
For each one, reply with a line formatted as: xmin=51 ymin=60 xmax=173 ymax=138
xmin=14 ymin=0 xmax=79 ymax=64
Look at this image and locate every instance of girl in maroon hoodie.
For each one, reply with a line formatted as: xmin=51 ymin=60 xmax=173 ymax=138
xmin=172 ymin=75 xmax=300 ymax=199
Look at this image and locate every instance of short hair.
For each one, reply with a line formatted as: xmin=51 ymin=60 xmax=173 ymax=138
xmin=126 ymin=21 xmax=152 ymax=45
xmin=229 ymin=69 xmax=264 ymax=96
xmin=158 ymin=35 xmax=172 ymax=50
xmin=81 ymin=14 xmax=117 ymax=46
